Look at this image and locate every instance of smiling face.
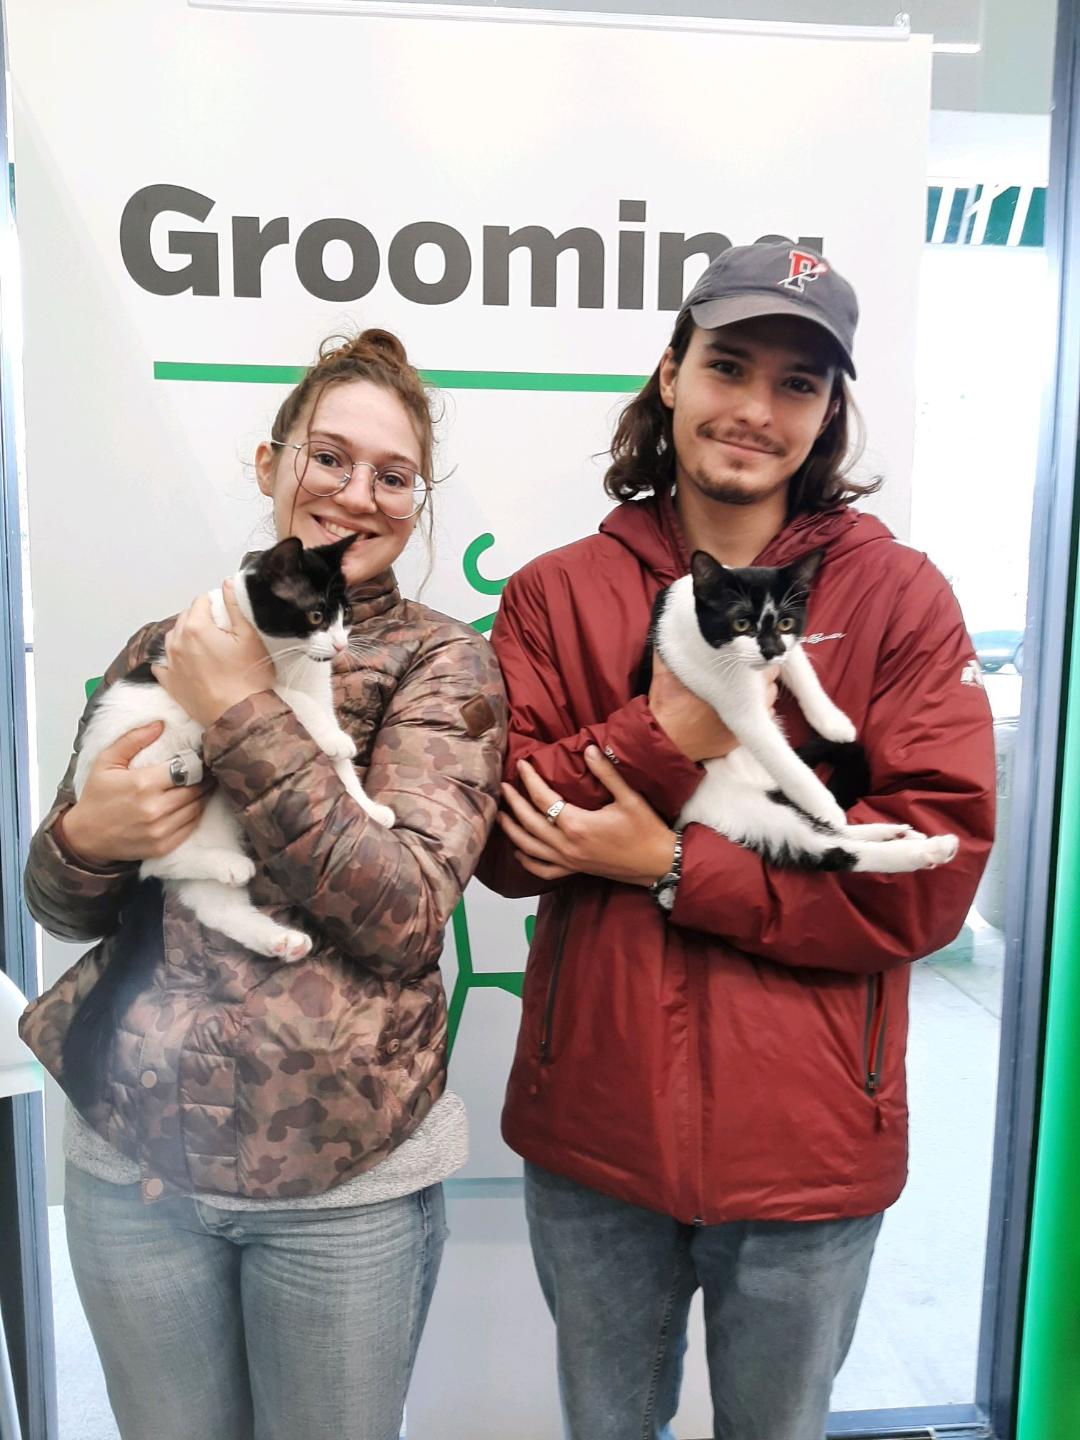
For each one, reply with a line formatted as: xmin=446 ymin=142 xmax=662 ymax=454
xmin=658 ymin=315 xmax=839 ymax=514
xmin=256 ymin=378 xmax=423 ymax=586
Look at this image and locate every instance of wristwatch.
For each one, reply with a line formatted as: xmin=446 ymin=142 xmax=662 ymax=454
xmin=649 ymin=829 xmax=684 ymax=913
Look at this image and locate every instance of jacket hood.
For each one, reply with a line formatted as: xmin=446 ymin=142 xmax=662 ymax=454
xmin=599 ymin=489 xmax=896 ymax=581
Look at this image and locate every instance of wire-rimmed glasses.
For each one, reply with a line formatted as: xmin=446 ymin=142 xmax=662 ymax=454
xmin=271 ymin=440 xmax=429 ymax=520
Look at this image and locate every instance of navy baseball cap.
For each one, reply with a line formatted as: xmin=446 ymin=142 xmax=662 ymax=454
xmin=680 ymin=241 xmax=859 ymax=378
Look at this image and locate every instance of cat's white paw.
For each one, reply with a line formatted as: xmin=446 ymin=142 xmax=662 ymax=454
xmin=921 ymin=834 xmax=959 ymax=868
xmin=269 ymin=928 xmax=313 ymax=963
xmin=816 ymin=802 xmax=849 ymax=832
xmin=814 ymin=711 xmax=857 ymax=744
xmin=322 ymin=733 xmax=357 ymax=762
xmin=216 ymin=855 xmax=257 ymax=887
xmin=367 ymin=803 xmax=395 ymax=829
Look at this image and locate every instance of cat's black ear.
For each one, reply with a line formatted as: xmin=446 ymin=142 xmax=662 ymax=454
xmin=262 ymin=535 xmax=304 ymax=580
xmin=785 ymin=548 xmax=825 ymax=597
xmin=690 ymin=550 xmax=726 ymax=593
xmin=311 ymin=532 xmax=361 ymax=566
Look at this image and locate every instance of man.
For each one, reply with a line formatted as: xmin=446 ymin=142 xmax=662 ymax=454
xmin=478 ymin=242 xmax=995 ymax=1440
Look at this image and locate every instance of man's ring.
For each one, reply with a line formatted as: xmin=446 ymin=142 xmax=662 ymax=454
xmin=168 ymin=754 xmax=189 ymax=787
xmin=546 ymin=799 xmax=566 ymax=826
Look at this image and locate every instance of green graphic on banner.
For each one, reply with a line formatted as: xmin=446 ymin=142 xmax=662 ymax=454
xmin=446 ymin=902 xmax=528 ymax=1057
xmin=446 ymin=530 xmax=531 ymax=1053
xmin=463 ymin=533 xmax=511 ymax=633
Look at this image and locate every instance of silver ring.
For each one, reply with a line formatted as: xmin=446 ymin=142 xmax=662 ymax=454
xmin=546 ymin=799 xmax=566 ymax=826
xmin=168 ymin=754 xmax=189 ymax=788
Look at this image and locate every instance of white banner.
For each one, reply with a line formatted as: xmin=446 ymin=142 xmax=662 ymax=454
xmin=11 ymin=3 xmax=929 ymax=1430
xmin=12 ymin=0 xmax=930 ymax=1181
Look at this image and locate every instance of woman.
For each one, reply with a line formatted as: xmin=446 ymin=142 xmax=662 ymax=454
xmin=20 ymin=329 xmax=507 ymax=1440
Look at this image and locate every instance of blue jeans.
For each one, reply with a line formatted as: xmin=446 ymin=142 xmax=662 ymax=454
xmin=64 ymin=1164 xmax=447 ymax=1440
xmin=525 ymin=1162 xmax=882 ymax=1440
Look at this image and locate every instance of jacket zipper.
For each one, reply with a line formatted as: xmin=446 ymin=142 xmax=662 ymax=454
xmin=863 ymin=973 xmax=888 ymax=1096
xmin=539 ymin=882 xmax=575 ymax=1063
xmin=688 ymin=947 xmax=707 ymax=1226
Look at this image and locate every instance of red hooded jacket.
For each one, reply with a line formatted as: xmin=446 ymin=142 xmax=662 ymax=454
xmin=479 ymin=492 xmax=996 ymax=1224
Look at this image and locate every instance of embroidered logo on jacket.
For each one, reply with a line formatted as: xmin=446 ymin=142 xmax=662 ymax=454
xmin=803 ymin=632 xmax=846 ymax=646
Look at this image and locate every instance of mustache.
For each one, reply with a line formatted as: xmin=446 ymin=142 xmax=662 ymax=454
xmin=703 ymin=426 xmax=785 ymax=457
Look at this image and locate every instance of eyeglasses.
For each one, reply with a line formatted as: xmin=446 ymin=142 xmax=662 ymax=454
xmin=271 ymin=440 xmax=429 ymax=520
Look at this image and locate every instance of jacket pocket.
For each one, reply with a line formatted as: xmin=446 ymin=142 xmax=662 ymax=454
xmin=539 ymin=883 xmax=575 ymax=1063
xmin=863 ymin=973 xmax=888 ymax=1096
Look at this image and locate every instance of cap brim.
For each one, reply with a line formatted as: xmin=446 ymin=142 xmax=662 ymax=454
xmin=688 ymin=292 xmax=856 ymax=378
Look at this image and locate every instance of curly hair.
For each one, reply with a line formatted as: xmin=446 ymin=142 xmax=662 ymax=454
xmin=273 ymin=328 xmax=435 ymax=483
xmin=603 ymin=310 xmax=881 ymax=515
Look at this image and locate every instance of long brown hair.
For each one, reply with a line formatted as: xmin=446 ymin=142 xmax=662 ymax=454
xmin=603 ymin=311 xmax=881 ymax=515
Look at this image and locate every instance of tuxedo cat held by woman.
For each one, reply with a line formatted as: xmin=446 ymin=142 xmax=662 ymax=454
xmin=646 ymin=548 xmax=958 ymax=874
xmin=73 ymin=533 xmax=393 ymax=963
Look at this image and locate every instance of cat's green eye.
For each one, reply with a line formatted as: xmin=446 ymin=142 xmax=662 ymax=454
xmin=732 ymin=618 xmax=753 ymax=633
xmin=777 ymin=617 xmax=796 ymax=633
xmin=306 ymin=608 xmax=324 ymax=626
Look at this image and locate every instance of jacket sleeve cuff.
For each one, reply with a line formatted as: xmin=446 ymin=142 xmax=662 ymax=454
xmin=46 ymin=809 xmax=138 ymax=882
xmin=600 ymin=696 xmax=703 ymax=820
xmin=667 ymin=823 xmax=766 ymax=937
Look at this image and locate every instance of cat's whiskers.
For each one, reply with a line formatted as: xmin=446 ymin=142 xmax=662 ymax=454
xmin=344 ymin=639 xmax=378 ymax=665
xmin=284 ymin=652 xmax=315 ymax=691
xmin=705 ymin=653 xmax=750 ymax=683
xmin=237 ymin=652 xmax=301 ymax=682
xmin=263 ymin=647 xmax=316 ymax=689
xmin=264 ymin=643 xmax=312 ymax=664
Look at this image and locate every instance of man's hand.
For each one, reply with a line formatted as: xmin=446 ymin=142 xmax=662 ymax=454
xmin=649 ymin=654 xmax=778 ymax=762
xmin=63 ymin=724 xmax=212 ymax=866
xmin=497 ymin=747 xmax=678 ymax=887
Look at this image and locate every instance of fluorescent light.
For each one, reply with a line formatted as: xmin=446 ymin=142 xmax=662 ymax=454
xmin=932 ymin=42 xmax=982 ymax=55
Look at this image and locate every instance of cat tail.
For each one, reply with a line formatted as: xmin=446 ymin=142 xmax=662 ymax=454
xmin=61 ymin=879 xmax=165 ymax=1111
xmin=794 ymin=739 xmax=870 ymax=811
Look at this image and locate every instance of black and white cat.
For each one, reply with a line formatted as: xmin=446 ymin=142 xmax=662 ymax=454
xmin=648 ymin=549 xmax=958 ymax=873
xmin=73 ymin=534 xmax=393 ymax=961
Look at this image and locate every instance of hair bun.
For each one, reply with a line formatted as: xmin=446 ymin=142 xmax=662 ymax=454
xmin=319 ymin=328 xmax=410 ymax=369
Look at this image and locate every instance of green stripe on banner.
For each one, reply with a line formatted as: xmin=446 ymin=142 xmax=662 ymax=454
xmin=421 ymin=369 xmax=646 ymax=392
xmin=155 ymin=363 xmax=306 ymax=384
xmin=154 ymin=362 xmax=647 ymax=392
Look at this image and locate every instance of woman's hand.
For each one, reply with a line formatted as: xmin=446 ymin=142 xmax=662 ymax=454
xmin=497 ymin=746 xmax=678 ymax=887
xmin=152 ymin=581 xmax=274 ymax=728
xmin=62 ymin=723 xmax=213 ymax=866
xmin=649 ymin=654 xmax=778 ymax=762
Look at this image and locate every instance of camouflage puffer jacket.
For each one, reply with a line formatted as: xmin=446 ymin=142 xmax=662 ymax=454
xmin=20 ymin=571 xmax=507 ymax=1204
